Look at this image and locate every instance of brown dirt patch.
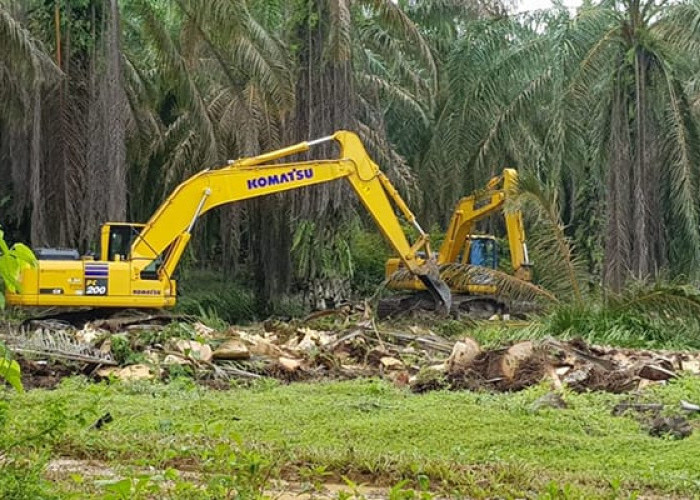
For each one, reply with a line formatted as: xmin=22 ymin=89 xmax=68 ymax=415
xmin=17 ymin=358 xmax=81 ymax=390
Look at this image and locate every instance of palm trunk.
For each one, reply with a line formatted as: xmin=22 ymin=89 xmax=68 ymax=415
xmin=289 ymin=0 xmax=355 ymax=309
xmin=604 ymin=76 xmax=633 ymax=292
xmin=632 ymin=48 xmax=648 ymax=280
xmin=30 ymin=86 xmax=47 ymax=246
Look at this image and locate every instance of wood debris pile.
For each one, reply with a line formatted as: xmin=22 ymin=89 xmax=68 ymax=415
xmin=440 ymin=337 xmax=700 ymax=393
xmin=5 ymin=316 xmax=700 ymax=393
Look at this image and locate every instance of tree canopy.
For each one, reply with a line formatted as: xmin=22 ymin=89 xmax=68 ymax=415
xmin=3 ymin=0 xmax=700 ymax=308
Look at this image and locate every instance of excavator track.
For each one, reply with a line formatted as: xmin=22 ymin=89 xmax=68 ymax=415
xmin=21 ymin=308 xmax=188 ymax=330
xmin=377 ymin=292 xmax=536 ymax=320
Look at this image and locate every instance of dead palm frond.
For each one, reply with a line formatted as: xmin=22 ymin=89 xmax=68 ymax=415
xmin=387 ymin=263 xmax=558 ymax=311
xmin=439 ymin=263 xmax=558 ymax=304
xmin=0 ymin=5 xmax=60 ymax=85
xmin=608 ymin=282 xmax=700 ymax=321
xmin=508 ymin=171 xmax=587 ymax=305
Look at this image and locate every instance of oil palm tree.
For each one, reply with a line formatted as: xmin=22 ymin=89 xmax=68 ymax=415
xmin=284 ymin=0 xmax=488 ymax=308
xmin=124 ymin=0 xmax=296 ymax=306
xmin=1 ymin=0 xmax=131 ymax=248
xmin=432 ymin=0 xmax=700 ymax=290
xmin=0 ymin=1 xmax=60 ymax=244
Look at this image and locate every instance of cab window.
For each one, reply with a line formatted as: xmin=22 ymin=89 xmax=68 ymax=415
xmin=108 ymin=226 xmax=137 ymax=261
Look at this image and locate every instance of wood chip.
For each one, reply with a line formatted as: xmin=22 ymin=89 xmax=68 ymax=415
xmin=213 ymin=339 xmax=250 ymax=360
xmin=638 ymin=364 xmax=676 ymax=381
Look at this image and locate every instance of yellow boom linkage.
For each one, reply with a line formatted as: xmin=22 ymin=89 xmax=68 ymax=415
xmin=6 ymin=131 xmax=450 ymax=311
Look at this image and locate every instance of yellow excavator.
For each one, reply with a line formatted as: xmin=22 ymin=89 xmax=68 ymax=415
xmin=380 ymin=168 xmax=532 ymax=318
xmin=5 ymin=131 xmax=451 ymax=314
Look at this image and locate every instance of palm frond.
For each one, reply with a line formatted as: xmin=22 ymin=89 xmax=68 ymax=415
xmin=0 ymin=6 xmax=60 ymax=84
xmin=609 ymin=283 xmax=700 ymax=320
xmin=510 ymin=171 xmax=587 ymax=304
xmin=359 ymin=0 xmax=437 ymax=90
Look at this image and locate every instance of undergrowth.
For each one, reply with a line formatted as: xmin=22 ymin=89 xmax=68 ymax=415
xmin=4 ymin=377 xmax=700 ymax=498
xmin=348 ymin=226 xmax=391 ymax=297
xmin=0 ymin=396 xmax=80 ymax=499
xmin=540 ymin=305 xmax=700 ymax=350
xmin=459 ymin=308 xmax=700 ymax=352
xmin=174 ymin=271 xmax=256 ymax=324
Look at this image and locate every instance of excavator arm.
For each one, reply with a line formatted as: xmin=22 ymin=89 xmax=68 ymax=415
xmin=130 ymin=130 xmax=451 ymax=309
xmin=438 ymin=169 xmax=530 ymax=280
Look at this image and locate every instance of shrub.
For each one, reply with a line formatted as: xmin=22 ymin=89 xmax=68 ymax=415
xmin=175 ymin=271 xmax=256 ymax=324
xmin=348 ymin=227 xmax=391 ymax=296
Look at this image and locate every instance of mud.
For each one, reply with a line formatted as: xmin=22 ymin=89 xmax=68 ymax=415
xmin=17 ymin=359 xmax=82 ymax=390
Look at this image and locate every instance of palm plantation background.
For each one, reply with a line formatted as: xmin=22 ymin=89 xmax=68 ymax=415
xmin=3 ymin=0 xmax=700 ymax=314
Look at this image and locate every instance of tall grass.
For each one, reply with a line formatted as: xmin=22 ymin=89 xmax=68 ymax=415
xmin=540 ymin=301 xmax=700 ymax=350
xmin=174 ymin=271 xmax=256 ymax=324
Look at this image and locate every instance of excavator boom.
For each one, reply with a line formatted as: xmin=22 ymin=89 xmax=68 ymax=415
xmin=6 ymin=132 xmax=450 ymax=313
xmin=438 ymin=168 xmax=530 ymax=280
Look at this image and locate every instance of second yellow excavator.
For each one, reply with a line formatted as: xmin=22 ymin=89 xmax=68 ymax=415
xmin=5 ymin=131 xmax=451 ymax=315
xmin=380 ymin=168 xmax=533 ymax=318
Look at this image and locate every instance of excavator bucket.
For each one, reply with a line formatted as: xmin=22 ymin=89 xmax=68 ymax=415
xmin=416 ymin=262 xmax=452 ymax=314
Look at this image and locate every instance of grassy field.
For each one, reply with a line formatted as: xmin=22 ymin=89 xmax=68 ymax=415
xmin=2 ymin=375 xmax=700 ymax=498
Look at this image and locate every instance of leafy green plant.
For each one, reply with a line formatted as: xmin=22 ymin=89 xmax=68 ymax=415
xmin=0 ymin=455 xmax=59 ymax=500
xmin=110 ymin=335 xmax=145 ymax=365
xmin=348 ymin=225 xmax=392 ymax=296
xmin=299 ymin=464 xmax=332 ymax=493
xmin=525 ymin=281 xmax=700 ymax=350
xmin=387 ymin=479 xmax=434 ymax=500
xmin=199 ymin=440 xmax=279 ymax=498
xmin=175 ymin=271 xmax=255 ymax=324
xmin=434 ymin=319 xmax=472 ymax=338
xmin=0 ymin=399 xmax=76 ymax=499
xmin=0 ymin=228 xmax=36 ymax=310
xmin=137 ymin=321 xmax=196 ymax=347
xmin=0 ymin=343 xmax=22 ymax=393
xmin=0 ymin=230 xmax=31 ymax=393
xmin=194 ymin=305 xmax=228 ymax=331
xmin=97 ymin=472 xmax=175 ymax=500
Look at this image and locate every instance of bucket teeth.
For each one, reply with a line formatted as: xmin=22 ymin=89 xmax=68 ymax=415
xmin=393 ymin=261 xmax=451 ymax=314
xmin=418 ymin=273 xmax=451 ymax=314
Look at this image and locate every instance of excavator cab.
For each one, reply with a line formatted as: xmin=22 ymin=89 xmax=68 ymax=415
xmin=100 ymin=223 xmax=145 ymax=262
xmin=100 ymin=223 xmax=165 ymax=280
xmin=466 ymin=235 xmax=498 ymax=269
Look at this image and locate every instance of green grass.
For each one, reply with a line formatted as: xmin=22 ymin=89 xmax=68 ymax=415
xmin=174 ymin=270 xmax=257 ymax=324
xmin=4 ymin=376 xmax=700 ymax=498
xmin=413 ymin=309 xmax=700 ymax=352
